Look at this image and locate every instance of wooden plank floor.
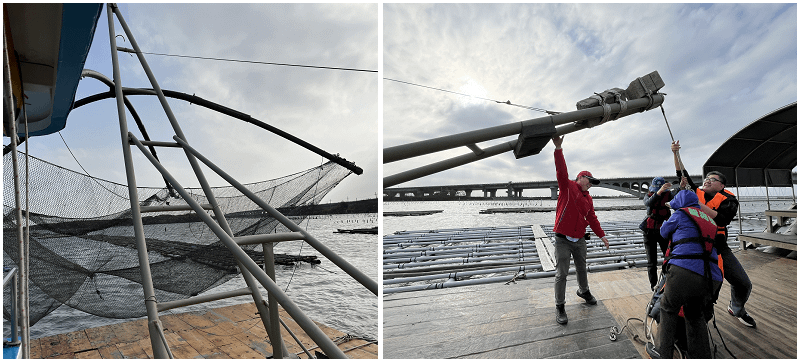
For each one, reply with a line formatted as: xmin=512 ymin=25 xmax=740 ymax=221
xmin=30 ymin=302 xmax=377 ymax=359
xmin=384 ymin=249 xmax=796 ymax=359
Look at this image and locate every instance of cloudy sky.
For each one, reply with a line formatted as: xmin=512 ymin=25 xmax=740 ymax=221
xmin=20 ymin=4 xmax=378 ymax=202
xmin=383 ymin=3 xmax=797 ymax=196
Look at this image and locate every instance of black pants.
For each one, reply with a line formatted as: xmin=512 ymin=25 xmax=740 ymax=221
xmin=715 ymin=237 xmax=753 ymax=317
xmin=656 ymin=265 xmax=722 ymax=359
xmin=643 ymin=229 xmax=669 ymax=289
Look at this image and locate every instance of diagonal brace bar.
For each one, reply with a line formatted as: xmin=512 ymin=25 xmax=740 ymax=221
xmin=129 ymin=133 xmax=348 ymax=359
xmin=172 ymin=135 xmax=379 ymax=296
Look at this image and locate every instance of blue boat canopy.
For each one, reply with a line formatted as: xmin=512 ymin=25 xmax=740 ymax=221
xmin=4 ymin=3 xmax=102 ymax=137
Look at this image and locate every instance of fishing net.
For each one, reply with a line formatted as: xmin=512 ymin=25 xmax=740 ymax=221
xmin=3 ymin=151 xmax=352 ymax=326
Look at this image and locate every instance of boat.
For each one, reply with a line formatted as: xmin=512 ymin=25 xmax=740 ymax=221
xmin=4 ymin=3 xmax=377 ymax=359
xmin=335 ymin=226 xmax=379 ymax=234
xmin=382 ymin=103 xmax=796 ymax=358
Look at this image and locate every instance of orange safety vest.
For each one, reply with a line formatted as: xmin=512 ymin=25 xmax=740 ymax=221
xmin=696 ymin=188 xmax=735 ymax=276
xmin=696 ymin=188 xmax=736 ymax=236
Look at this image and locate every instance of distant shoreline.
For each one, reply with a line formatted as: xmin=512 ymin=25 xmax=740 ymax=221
xmin=383 ymin=195 xmax=796 ymax=202
xmin=281 ymin=198 xmax=377 ymax=215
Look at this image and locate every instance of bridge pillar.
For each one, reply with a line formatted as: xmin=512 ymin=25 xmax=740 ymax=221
xmin=549 ymin=186 xmax=558 ymax=200
xmin=464 ymin=189 xmax=473 ymax=197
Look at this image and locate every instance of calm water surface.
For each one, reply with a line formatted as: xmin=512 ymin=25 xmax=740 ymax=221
xmin=11 ymin=213 xmax=378 ymax=341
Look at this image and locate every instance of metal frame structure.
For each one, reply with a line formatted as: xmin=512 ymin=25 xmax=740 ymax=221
xmin=105 ymin=4 xmax=376 ymax=358
xmin=384 ymin=94 xmax=665 ymax=188
xmin=3 ymin=268 xmax=20 ymax=349
xmin=3 ymin=29 xmax=30 ymax=359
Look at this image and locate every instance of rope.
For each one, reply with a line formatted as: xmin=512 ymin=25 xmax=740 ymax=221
xmin=592 ymin=92 xmax=612 ymax=125
xmin=383 ymin=77 xmax=560 ymax=114
xmin=283 ymin=157 xmax=325 ymax=293
xmin=117 ymin=47 xmax=377 ymax=73
xmin=637 ymin=77 xmax=656 ymax=111
xmin=658 ymin=105 xmax=690 ymax=189
xmin=609 ymin=317 xmax=648 ymax=345
xmin=710 ymin=312 xmax=737 ymax=358
xmin=58 ymin=132 xmax=132 ymax=200
xmin=611 ymin=90 xmax=627 ymax=120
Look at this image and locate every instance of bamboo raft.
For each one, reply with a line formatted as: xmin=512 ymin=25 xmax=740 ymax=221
xmin=479 ymin=205 xmax=646 ymax=214
xmin=30 ymin=303 xmax=377 ymax=359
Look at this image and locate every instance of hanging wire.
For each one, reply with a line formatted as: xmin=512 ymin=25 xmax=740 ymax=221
xmin=383 ymin=77 xmax=560 ymax=114
xmin=117 ymin=47 xmax=377 ymax=73
xmin=284 ymin=156 xmax=326 ymax=293
xmin=58 ymin=132 xmax=131 ymax=200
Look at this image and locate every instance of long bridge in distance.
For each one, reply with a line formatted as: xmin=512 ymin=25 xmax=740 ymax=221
xmin=384 ymin=173 xmax=798 ymax=200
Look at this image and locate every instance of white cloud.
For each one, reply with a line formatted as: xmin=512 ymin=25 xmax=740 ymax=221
xmin=384 ymin=3 xmax=797 ymax=190
xmin=23 ymin=4 xmax=378 ymax=203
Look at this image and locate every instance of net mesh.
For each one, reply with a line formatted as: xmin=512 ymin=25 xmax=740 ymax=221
xmin=3 ymin=151 xmax=351 ymax=325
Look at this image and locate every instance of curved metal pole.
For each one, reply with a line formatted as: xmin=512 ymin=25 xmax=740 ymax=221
xmin=72 ymin=87 xmax=363 ymax=175
xmin=80 ymin=69 xmax=175 ymax=196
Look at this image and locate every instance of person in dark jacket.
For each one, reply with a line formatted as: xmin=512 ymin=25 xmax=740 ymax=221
xmin=649 ymin=190 xmax=723 ymax=359
xmin=672 ymin=140 xmax=756 ymax=328
xmin=640 ymin=177 xmax=673 ymax=290
xmin=551 ymin=135 xmax=609 ymax=325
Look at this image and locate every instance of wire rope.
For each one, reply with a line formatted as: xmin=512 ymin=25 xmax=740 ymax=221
xmin=283 ymin=156 xmax=326 ymax=293
xmin=383 ymin=77 xmax=560 ymax=114
xmin=118 ymin=47 xmax=377 ymax=73
xmin=58 ymin=131 xmax=131 ymax=200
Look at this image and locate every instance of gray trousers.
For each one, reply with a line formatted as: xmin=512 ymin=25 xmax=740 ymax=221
xmin=554 ymin=234 xmax=589 ymax=306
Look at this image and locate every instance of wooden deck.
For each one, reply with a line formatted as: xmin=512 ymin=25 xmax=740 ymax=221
xmin=383 ymin=249 xmax=796 ymax=359
xmin=31 ymin=302 xmax=377 ymax=359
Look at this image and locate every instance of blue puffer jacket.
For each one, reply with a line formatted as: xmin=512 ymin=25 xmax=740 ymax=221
xmin=659 ymin=190 xmax=723 ymax=281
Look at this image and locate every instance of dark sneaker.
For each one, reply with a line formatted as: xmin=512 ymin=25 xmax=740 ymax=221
xmin=728 ymin=305 xmax=757 ymax=328
xmin=556 ymin=304 xmax=568 ymax=325
xmin=645 ymin=342 xmax=661 ymax=359
xmin=577 ymin=289 xmax=597 ymax=305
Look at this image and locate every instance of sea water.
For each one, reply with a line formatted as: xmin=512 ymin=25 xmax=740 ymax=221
xmin=6 ymin=213 xmax=378 ymax=342
xmin=383 ymin=196 xmax=796 ymax=236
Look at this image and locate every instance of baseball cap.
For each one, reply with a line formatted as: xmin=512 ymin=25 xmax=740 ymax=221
xmin=649 ymin=177 xmax=666 ymax=192
xmin=577 ymin=170 xmax=600 ymax=185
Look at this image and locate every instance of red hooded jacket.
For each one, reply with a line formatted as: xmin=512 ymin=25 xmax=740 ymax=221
xmin=553 ymin=149 xmax=606 ymax=239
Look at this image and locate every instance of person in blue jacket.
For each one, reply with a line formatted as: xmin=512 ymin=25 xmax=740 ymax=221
xmin=648 ymin=190 xmax=723 ymax=359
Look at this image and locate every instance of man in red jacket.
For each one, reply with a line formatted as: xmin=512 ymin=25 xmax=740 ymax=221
xmin=551 ymin=135 xmax=609 ymax=325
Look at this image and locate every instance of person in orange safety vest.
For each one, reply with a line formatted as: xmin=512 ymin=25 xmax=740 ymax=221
xmin=671 ymin=140 xmax=756 ymax=329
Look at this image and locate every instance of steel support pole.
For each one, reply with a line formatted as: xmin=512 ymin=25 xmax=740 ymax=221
xmin=384 ymin=94 xmax=664 ymax=163
xmin=4 ymin=29 xmax=29 ymax=359
xmin=109 ymin=7 xmax=288 ymax=355
xmin=263 ymin=242 xmax=288 ymax=358
xmin=173 ymin=135 xmax=379 ymax=296
xmin=106 ymin=4 xmax=170 ymax=358
xmin=764 ymin=168 xmax=772 ymax=210
xmin=384 ymin=109 xmax=650 ymax=188
xmin=130 ymin=134 xmax=348 ymax=359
